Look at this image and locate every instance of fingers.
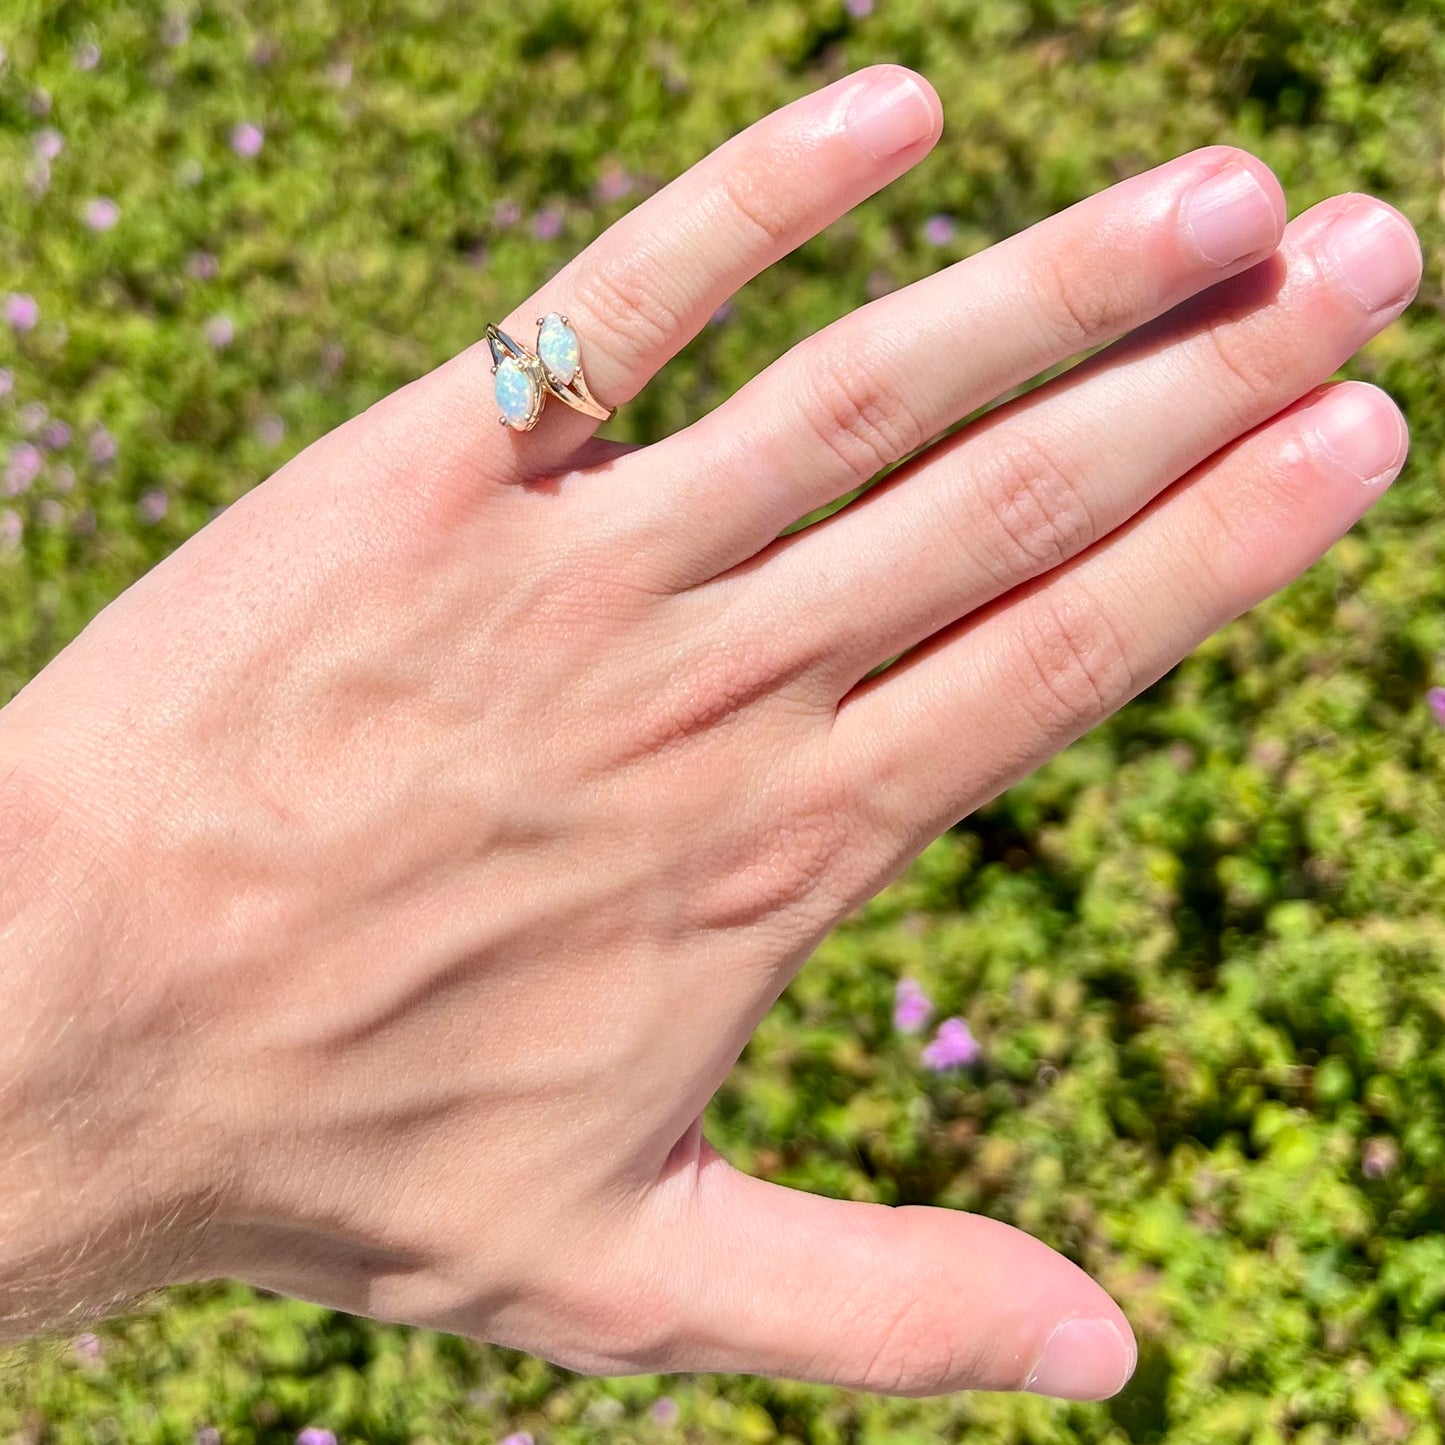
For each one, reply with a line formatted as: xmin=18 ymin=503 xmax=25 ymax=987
xmin=399 ymin=66 xmax=942 ymax=480
xmin=624 ymin=146 xmax=1286 ymax=583
xmin=739 ymin=194 xmax=1421 ymax=696
xmin=641 ymin=1151 xmax=1135 ymax=1398
xmin=830 ymin=380 xmax=1409 ymax=844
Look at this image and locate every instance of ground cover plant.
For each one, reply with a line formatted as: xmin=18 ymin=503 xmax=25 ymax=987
xmin=3 ymin=1 xmax=1445 ymax=1441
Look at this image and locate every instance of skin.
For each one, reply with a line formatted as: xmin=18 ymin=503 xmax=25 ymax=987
xmin=0 ymin=67 xmax=1422 ymax=1399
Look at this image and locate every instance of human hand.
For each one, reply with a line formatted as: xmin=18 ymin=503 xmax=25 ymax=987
xmin=0 ymin=65 xmax=1419 ymax=1398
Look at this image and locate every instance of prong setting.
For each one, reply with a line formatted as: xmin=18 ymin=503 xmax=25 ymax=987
xmin=484 ymin=314 xmax=613 ymax=431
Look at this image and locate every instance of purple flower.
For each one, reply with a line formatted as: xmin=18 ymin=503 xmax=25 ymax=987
xmin=923 ymin=213 xmax=957 ymax=247
xmin=5 ymin=293 xmax=39 ymax=333
xmin=74 ymin=1331 xmax=103 ymax=1364
xmin=709 ymin=299 xmax=734 ymax=327
xmin=296 ymin=1431 xmax=336 ymax=1445
xmin=650 ymin=1397 xmax=680 ymax=1426
xmin=19 ymin=402 xmax=46 ymax=434
xmin=40 ymin=420 xmax=71 ymax=451
xmin=162 ymin=15 xmax=191 ymax=47
xmin=52 ymin=464 xmax=75 ymax=494
xmin=0 ymin=508 xmax=21 ymax=550
xmin=493 ymin=197 xmax=521 ymax=230
xmin=846 ymin=0 xmax=875 ymax=15
xmin=34 ymin=127 xmax=64 ymax=160
xmin=921 ymin=1016 xmax=981 ymax=1071
xmin=595 ymin=165 xmax=634 ymax=203
xmin=74 ymin=42 xmax=101 ymax=71
xmin=1362 ymin=1136 xmax=1400 ymax=1180
xmin=231 ymin=122 xmax=264 ymax=158
xmin=29 ymin=88 xmax=52 ymax=117
xmin=0 ymin=368 xmax=12 ymax=398
xmin=205 ymin=314 xmax=235 ymax=348
xmin=531 ymin=206 xmax=564 ymax=242
xmin=83 ymin=197 xmax=121 ymax=232
xmin=893 ymin=977 xmax=933 ymax=1034
xmin=1428 ymin=688 xmax=1445 ymax=728
xmin=188 ymin=251 xmax=219 ymax=281
xmin=866 ymin=269 xmax=895 ymax=300
xmin=88 ymin=425 xmax=118 ymax=465
xmin=38 ymin=498 xmax=64 ymax=528
xmin=5 ymin=443 xmax=42 ymax=496
xmin=139 ymin=488 xmax=169 ymax=524
xmin=194 ymin=1429 xmax=221 ymax=1445
xmin=256 ymin=414 xmax=285 ymax=447
xmin=498 ymin=1434 xmax=534 ymax=1445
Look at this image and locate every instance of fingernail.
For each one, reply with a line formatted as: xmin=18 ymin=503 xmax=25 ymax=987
xmin=846 ymin=71 xmax=936 ymax=160
xmin=1024 ymin=1317 xmax=1137 ymax=1400
xmin=1306 ymin=384 xmax=1409 ymax=488
xmin=1181 ymin=165 xmax=1281 ymax=266
xmin=1322 ymin=202 xmax=1422 ymax=313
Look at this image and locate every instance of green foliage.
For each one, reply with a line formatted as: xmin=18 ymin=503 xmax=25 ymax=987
xmin=3 ymin=0 xmax=1445 ymax=1440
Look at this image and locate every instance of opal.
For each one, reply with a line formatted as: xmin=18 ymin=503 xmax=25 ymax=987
xmin=537 ymin=313 xmax=580 ymax=385
xmin=494 ymin=356 xmax=538 ymax=428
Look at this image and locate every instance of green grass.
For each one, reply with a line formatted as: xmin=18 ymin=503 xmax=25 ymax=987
xmin=3 ymin=1 xmax=1445 ymax=1441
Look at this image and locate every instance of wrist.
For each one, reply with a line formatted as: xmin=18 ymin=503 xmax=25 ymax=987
xmin=0 ymin=734 xmax=212 ymax=1340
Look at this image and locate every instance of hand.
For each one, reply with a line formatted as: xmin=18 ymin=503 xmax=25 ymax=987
xmin=0 ymin=65 xmax=1419 ymax=1398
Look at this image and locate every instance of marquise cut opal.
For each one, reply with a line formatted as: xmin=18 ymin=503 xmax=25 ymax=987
xmin=538 ymin=313 xmax=580 ymax=385
xmin=494 ymin=356 xmax=538 ymax=428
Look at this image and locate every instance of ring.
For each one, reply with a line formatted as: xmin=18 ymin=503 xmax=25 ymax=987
xmin=487 ymin=312 xmax=614 ymax=432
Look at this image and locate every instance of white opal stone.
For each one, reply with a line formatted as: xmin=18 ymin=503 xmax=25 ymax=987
xmin=494 ymin=357 xmax=537 ymax=427
xmin=538 ymin=313 xmax=580 ymax=385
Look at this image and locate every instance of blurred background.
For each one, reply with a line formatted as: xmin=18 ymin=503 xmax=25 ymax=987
xmin=3 ymin=2 xmax=1445 ymax=1441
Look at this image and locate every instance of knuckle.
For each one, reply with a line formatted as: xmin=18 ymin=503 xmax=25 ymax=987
xmin=1186 ymin=458 xmax=1293 ymax=604
xmin=543 ymin=1270 xmax=685 ymax=1376
xmin=1012 ymin=589 xmax=1135 ymax=736
xmin=979 ymin=434 xmax=1098 ymax=577
xmin=694 ymin=767 xmax=853 ymax=931
xmin=1192 ymin=463 xmax=1262 ymax=564
xmin=801 ymin=352 xmax=925 ymax=486
xmin=1031 ymin=241 xmax=1134 ymax=351
xmin=857 ymin=1292 xmax=993 ymax=1396
xmin=572 ymin=256 xmax=684 ymax=376
xmin=857 ymin=1294 xmax=950 ymax=1395
xmin=587 ymin=1287 xmax=685 ymax=1374
xmin=716 ymin=161 xmax=796 ymax=251
xmin=844 ymin=1211 xmax=1005 ymax=1395
xmin=629 ymin=632 xmax=809 ymax=758
xmin=1201 ymin=319 xmax=1276 ymax=410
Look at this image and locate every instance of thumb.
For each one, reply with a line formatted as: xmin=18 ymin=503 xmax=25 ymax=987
xmin=656 ymin=1149 xmax=1137 ymax=1399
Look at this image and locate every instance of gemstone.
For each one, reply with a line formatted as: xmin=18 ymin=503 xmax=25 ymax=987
xmin=537 ymin=313 xmax=580 ymax=385
xmin=494 ymin=356 xmax=538 ymax=428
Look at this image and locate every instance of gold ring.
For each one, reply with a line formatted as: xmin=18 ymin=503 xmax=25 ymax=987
xmin=487 ymin=313 xmax=613 ymax=432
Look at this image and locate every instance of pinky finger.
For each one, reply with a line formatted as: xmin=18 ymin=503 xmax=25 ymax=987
xmin=834 ymin=381 xmax=1409 ymax=840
